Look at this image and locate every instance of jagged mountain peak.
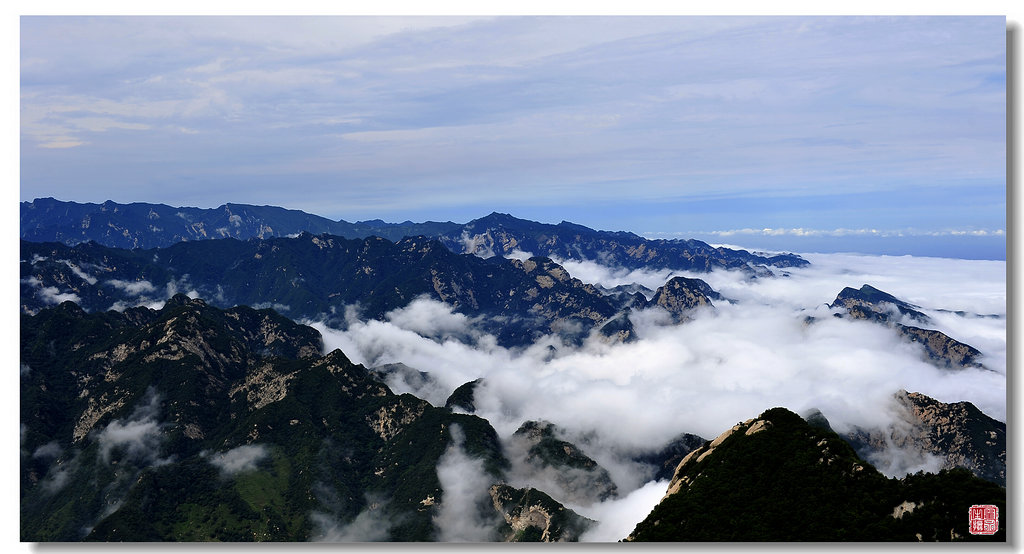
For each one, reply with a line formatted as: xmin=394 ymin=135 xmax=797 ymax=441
xmin=489 ymin=484 xmax=595 ymax=541
xmin=649 ymin=276 xmax=719 ymax=322
xmin=162 ymin=292 xmax=206 ymax=309
xmin=828 ymin=284 xmax=982 ymax=369
xmin=831 ymin=284 xmax=928 ymax=322
xmin=511 ymin=420 xmax=619 ymax=504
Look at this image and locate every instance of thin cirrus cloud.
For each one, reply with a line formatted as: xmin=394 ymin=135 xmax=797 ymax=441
xmin=20 ymin=16 xmax=1005 ymax=239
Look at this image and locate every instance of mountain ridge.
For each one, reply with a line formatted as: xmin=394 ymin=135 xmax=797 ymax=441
xmin=21 ymin=198 xmax=807 ymax=273
xmin=20 ymin=234 xmax=641 ymax=348
xmin=828 ymin=284 xmax=984 ymax=369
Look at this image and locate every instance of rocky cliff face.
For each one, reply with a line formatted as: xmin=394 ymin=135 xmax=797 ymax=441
xmin=843 ymin=391 xmax=1005 ymax=486
xmin=627 ymin=408 xmax=1005 ymax=542
xmin=895 ymin=326 xmax=983 ymax=368
xmin=829 ymin=284 xmax=983 ymax=369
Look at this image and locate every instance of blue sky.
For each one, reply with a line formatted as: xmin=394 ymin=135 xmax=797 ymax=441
xmin=19 ymin=16 xmax=1006 ymax=256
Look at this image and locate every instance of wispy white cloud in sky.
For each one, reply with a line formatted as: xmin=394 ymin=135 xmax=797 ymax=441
xmin=20 ymin=16 xmax=1005 ymax=239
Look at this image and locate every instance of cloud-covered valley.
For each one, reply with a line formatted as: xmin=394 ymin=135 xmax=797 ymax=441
xmin=306 ymin=250 xmax=1005 ymax=539
xmin=313 ymin=252 xmax=1004 ymax=438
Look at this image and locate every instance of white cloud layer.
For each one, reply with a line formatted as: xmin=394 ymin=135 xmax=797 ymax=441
xmin=106 ymin=279 xmax=157 ymax=296
xmin=22 ymin=276 xmax=81 ymax=306
xmin=576 ymin=479 xmax=669 ymax=542
xmin=311 ymin=503 xmax=391 ymax=542
xmin=62 ymin=260 xmax=98 ymax=284
xmin=310 ymin=251 xmax=1004 ymax=539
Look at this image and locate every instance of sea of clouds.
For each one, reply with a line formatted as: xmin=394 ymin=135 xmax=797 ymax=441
xmin=47 ymin=246 xmax=1002 ymax=541
xmin=305 ymin=249 xmax=1005 ymax=541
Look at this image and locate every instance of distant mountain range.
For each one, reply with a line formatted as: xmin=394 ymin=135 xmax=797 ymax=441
xmin=21 ymin=198 xmax=808 ymax=272
xmin=21 ymin=234 xmax=720 ymax=348
xmin=18 ymin=198 xmax=804 ymax=349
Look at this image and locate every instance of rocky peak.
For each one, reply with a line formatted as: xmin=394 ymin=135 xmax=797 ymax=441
xmin=829 ymin=284 xmax=982 ymax=369
xmin=162 ymin=293 xmax=206 ymax=309
xmin=477 ymin=212 xmax=519 ymax=226
xmin=650 ymin=276 xmax=718 ymax=322
xmin=830 ymin=284 xmax=929 ymax=323
xmin=511 ymin=421 xmax=618 ymax=504
xmin=445 ymin=379 xmax=483 ymax=413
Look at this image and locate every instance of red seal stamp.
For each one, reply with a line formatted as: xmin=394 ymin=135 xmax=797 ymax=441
xmin=969 ymin=504 xmax=999 ymax=535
